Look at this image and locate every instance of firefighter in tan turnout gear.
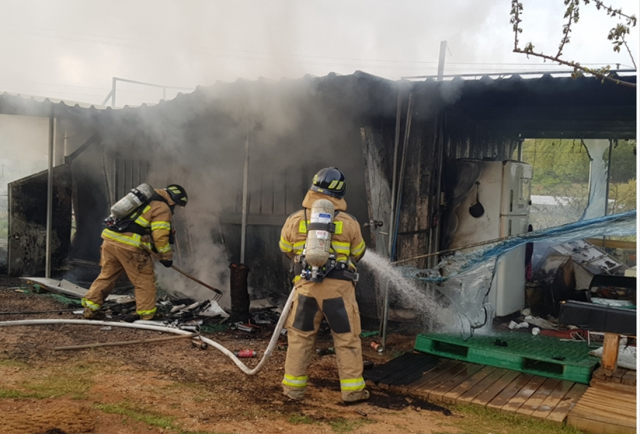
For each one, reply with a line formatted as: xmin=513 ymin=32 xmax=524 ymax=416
xmin=82 ymin=184 xmax=188 ymax=321
xmin=279 ymin=167 xmax=369 ymax=403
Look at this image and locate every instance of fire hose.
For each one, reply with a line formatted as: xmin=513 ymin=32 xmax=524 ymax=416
xmin=0 ymin=288 xmax=295 ymax=376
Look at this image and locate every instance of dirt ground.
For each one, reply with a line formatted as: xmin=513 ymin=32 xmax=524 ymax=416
xmin=0 ymin=277 xmax=461 ymax=434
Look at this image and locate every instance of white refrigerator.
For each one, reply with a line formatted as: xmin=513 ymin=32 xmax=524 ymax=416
xmin=448 ymin=160 xmax=532 ymax=317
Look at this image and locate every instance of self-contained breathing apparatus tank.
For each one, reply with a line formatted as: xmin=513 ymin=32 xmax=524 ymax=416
xmin=109 ymin=183 xmax=155 ymax=219
xmin=301 ymin=199 xmax=335 ymax=282
xmin=103 ymin=183 xmax=155 ymax=232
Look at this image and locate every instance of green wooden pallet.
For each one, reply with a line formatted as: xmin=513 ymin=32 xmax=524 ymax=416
xmin=414 ymin=332 xmax=599 ymax=384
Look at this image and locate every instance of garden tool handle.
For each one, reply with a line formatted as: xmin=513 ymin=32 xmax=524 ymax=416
xmin=144 ymin=247 xmax=224 ymax=296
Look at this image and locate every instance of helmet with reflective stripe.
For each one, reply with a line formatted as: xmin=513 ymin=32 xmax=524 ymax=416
xmin=166 ymin=184 xmax=188 ymax=207
xmin=309 ymin=167 xmax=346 ymax=199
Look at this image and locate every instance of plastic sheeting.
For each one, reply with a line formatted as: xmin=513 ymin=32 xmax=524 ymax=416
xmin=403 ymin=211 xmax=636 ymax=337
xmin=408 ymin=211 xmax=635 ymax=283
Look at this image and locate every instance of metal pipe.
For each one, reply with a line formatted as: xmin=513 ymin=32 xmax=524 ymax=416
xmin=430 ymin=116 xmax=446 ymax=268
xmin=111 ymin=77 xmax=116 ymax=107
xmin=101 ymin=149 xmax=113 ymax=207
xmin=112 ymin=77 xmax=192 ymax=91
xmin=102 ymin=78 xmax=192 ymax=107
xmin=54 ymin=333 xmax=196 ymax=351
xmin=387 ymin=87 xmax=403 ymax=257
xmin=390 ymin=92 xmax=414 ymax=262
xmin=604 ymin=139 xmax=614 ymax=216
xmin=240 ymin=125 xmax=250 ymax=263
xmin=437 ymin=41 xmax=447 ymax=80
xmin=45 ymin=112 xmax=54 ymax=278
xmin=380 ymin=281 xmax=390 ymax=348
xmin=517 ymin=140 xmax=523 ymax=161
xmin=0 ymin=309 xmax=77 ymax=315
xmin=382 ymin=91 xmax=413 ymax=349
xmin=392 ymin=229 xmax=548 ymax=265
xmin=100 ymin=90 xmax=113 ymax=107
xmin=63 ymin=133 xmax=68 ymax=162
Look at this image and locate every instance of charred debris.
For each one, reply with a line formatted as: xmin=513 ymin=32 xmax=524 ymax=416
xmin=15 ymin=276 xmax=284 ymax=336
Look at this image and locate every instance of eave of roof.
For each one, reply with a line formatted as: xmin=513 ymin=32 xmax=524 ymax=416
xmin=0 ymin=71 xmax=635 ymax=139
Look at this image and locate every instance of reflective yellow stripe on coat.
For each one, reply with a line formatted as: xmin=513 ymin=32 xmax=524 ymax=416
xmin=102 ymin=229 xmax=152 ymax=250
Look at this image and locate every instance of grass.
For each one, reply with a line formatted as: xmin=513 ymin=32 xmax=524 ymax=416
xmin=328 ymin=417 xmax=375 ymax=433
xmin=436 ymin=404 xmax=587 ymax=434
xmin=288 ymin=413 xmax=375 ymax=433
xmin=288 ymin=414 xmax=318 ymax=425
xmin=0 ymin=365 xmax=93 ymax=400
xmin=94 ymin=401 xmax=234 ymax=434
xmin=0 ymin=388 xmax=28 ymax=399
xmin=94 ymin=402 xmax=175 ymax=429
xmin=0 ymin=359 xmax=25 ymax=368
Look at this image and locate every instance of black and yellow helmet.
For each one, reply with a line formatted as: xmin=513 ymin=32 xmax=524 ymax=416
xmin=309 ymin=167 xmax=346 ymax=199
xmin=166 ymin=184 xmax=188 ymax=207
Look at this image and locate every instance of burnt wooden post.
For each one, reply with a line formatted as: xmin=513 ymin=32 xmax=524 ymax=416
xmin=229 ymin=263 xmax=250 ymax=322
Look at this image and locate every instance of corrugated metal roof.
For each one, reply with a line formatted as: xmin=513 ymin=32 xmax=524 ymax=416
xmin=0 ymin=91 xmax=110 ymax=109
xmin=402 ymin=69 xmax=637 ymax=81
xmin=0 ymin=71 xmax=635 ymax=139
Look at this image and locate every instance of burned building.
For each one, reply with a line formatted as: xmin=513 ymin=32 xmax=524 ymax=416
xmin=0 ymin=71 xmax=636 ymax=323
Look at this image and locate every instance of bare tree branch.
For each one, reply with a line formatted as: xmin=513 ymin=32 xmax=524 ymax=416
xmin=623 ymin=39 xmax=637 ymax=70
xmin=589 ymin=0 xmax=637 ymax=26
xmin=510 ymin=0 xmax=524 ymax=52
xmin=510 ymin=0 xmax=637 ymax=89
xmin=608 ymin=23 xmax=637 ymax=69
xmin=557 ymin=0 xmax=578 ymax=58
xmin=513 ymin=48 xmax=636 ymax=88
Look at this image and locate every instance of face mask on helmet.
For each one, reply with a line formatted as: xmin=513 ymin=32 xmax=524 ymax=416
xmin=166 ymin=184 xmax=188 ymax=207
xmin=309 ymin=167 xmax=346 ymax=199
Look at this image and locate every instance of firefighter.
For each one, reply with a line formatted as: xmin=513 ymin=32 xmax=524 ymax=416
xmin=81 ymin=184 xmax=188 ymax=321
xmin=279 ymin=167 xmax=369 ymax=404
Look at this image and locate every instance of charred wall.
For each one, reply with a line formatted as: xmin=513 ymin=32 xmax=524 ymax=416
xmin=8 ymin=165 xmax=71 ymax=276
xmin=61 ymin=75 xmax=516 ymax=319
xmin=391 ymin=97 xmax=516 ymax=268
xmin=65 ymin=74 xmax=397 ymax=301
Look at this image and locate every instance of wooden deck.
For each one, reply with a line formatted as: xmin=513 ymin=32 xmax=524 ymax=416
xmin=365 ymin=353 xmax=594 ymax=426
xmin=567 ymin=377 xmax=637 ymax=434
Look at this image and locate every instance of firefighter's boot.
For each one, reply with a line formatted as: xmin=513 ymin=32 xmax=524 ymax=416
xmin=83 ymin=307 xmax=99 ymax=319
xmin=343 ymin=389 xmax=370 ymax=405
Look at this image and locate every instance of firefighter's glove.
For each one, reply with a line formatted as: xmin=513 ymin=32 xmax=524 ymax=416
xmin=160 ymin=260 xmax=173 ymax=268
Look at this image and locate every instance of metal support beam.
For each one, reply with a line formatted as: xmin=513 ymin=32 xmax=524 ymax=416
xmin=45 ymin=112 xmax=55 ymax=278
xmin=437 ymin=41 xmax=447 ymax=80
xmin=604 ymin=138 xmax=614 ymax=216
xmin=111 ymin=77 xmax=116 ymax=108
xmin=382 ymin=92 xmax=414 ymax=349
xmin=101 ymin=77 xmax=193 ymax=108
xmin=64 ymin=134 xmax=99 ymax=165
xmin=517 ymin=140 xmax=523 ymax=161
xmin=240 ymin=125 xmax=250 ymax=264
xmin=387 ymin=87 xmax=403 ymax=256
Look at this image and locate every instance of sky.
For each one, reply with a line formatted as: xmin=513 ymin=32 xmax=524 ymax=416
xmin=0 ymin=0 xmax=638 ymax=107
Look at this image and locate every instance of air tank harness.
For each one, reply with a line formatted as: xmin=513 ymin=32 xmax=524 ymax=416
xmin=299 ymin=200 xmax=358 ymax=283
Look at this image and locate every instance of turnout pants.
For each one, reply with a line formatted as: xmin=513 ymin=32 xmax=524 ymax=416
xmin=282 ymin=278 xmax=366 ymax=401
xmin=82 ymin=241 xmax=157 ymax=319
